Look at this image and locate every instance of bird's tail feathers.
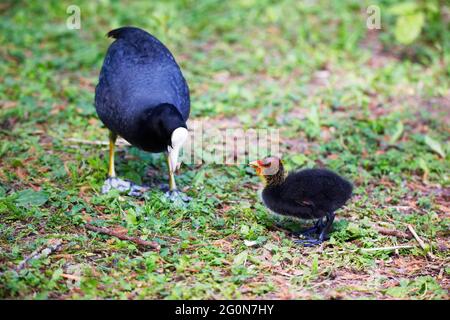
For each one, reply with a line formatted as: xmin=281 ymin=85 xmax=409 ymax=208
xmin=107 ymin=26 xmax=149 ymax=40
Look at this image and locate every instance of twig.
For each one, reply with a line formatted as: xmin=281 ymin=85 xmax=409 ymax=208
xmin=66 ymin=138 xmax=130 ymax=146
xmin=85 ymin=224 xmax=160 ymax=251
xmin=272 ymin=270 xmax=295 ymax=278
xmin=61 ymin=273 xmax=81 ymax=281
xmin=332 ymin=245 xmax=415 ymax=255
xmin=438 ymin=268 xmax=444 ymax=280
xmin=154 ymin=234 xmax=181 ymax=243
xmin=67 ymin=138 xmax=109 ymax=146
xmin=16 ymin=239 xmax=63 ymax=271
xmin=359 ymin=245 xmax=415 ymax=252
xmin=407 ymin=224 xmax=435 ymax=260
xmin=373 ymin=226 xmax=412 ymax=239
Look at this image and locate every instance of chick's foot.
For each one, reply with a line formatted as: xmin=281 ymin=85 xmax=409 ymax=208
xmin=294 ymin=228 xmax=330 ymax=247
xmin=293 ymin=238 xmax=324 ymax=247
xmin=294 ymin=225 xmax=320 ymax=237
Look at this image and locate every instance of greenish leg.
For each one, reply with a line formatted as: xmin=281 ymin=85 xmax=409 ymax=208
xmin=167 ymin=154 xmax=177 ymax=191
xmin=108 ymin=131 xmax=117 ymax=177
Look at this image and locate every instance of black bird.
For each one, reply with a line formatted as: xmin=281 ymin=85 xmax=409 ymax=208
xmin=95 ymin=26 xmax=190 ymax=200
xmin=250 ymin=156 xmax=353 ymax=246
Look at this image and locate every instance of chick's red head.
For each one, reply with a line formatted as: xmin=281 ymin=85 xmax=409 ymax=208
xmin=249 ymin=156 xmax=281 ymax=176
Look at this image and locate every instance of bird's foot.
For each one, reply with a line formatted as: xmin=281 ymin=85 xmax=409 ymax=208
xmin=164 ymin=189 xmax=191 ymax=204
xmin=294 ymin=225 xmax=320 ymax=237
xmin=102 ymin=177 xmax=149 ymax=197
xmin=293 ymin=237 xmax=324 ymax=247
xmin=292 ymin=214 xmax=335 ymax=247
xmin=293 ymin=231 xmax=330 ymax=247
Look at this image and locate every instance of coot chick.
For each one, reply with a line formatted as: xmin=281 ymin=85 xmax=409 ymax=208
xmin=250 ymin=156 xmax=353 ymax=246
xmin=95 ymin=26 xmax=190 ymax=201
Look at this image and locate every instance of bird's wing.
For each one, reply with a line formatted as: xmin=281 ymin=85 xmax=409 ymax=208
xmin=282 ymin=172 xmax=338 ymax=202
xmin=295 ymin=199 xmax=316 ymax=207
xmin=102 ymin=29 xmax=190 ymax=120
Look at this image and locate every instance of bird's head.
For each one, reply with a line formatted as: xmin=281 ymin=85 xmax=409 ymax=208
xmin=140 ymin=104 xmax=188 ymax=170
xmin=167 ymin=126 xmax=188 ymax=172
xmin=249 ymin=156 xmax=285 ymax=186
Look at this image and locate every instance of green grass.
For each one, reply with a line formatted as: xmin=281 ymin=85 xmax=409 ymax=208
xmin=0 ymin=0 xmax=449 ymax=299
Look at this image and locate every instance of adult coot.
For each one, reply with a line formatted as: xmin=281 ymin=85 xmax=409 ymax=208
xmin=95 ymin=26 xmax=190 ymax=201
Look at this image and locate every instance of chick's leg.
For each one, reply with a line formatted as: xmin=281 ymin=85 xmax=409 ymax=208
xmin=293 ymin=212 xmax=335 ymax=247
xmin=296 ymin=219 xmax=324 ymax=237
xmin=318 ymin=212 xmax=335 ymax=242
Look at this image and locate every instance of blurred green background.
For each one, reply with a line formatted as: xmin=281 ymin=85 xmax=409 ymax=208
xmin=0 ymin=0 xmax=449 ymax=299
xmin=1 ymin=0 xmax=448 ymax=119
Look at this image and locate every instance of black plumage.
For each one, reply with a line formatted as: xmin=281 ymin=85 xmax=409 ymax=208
xmin=95 ymin=26 xmax=190 ymax=152
xmin=250 ymin=157 xmax=353 ymax=246
xmin=94 ymin=26 xmax=191 ymax=198
xmin=262 ymin=168 xmax=353 ymax=219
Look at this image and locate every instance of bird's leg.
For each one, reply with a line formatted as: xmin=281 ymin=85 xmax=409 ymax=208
xmin=318 ymin=212 xmax=335 ymax=242
xmin=293 ymin=212 xmax=335 ymax=247
xmin=108 ymin=131 xmax=117 ymax=178
xmin=165 ymin=153 xmax=190 ymax=203
xmin=167 ymin=154 xmax=177 ymax=192
xmin=296 ymin=218 xmax=324 ymax=237
xmin=101 ymin=131 xmax=148 ymax=196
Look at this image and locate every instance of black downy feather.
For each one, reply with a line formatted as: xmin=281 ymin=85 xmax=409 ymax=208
xmin=262 ymin=168 xmax=353 ymax=220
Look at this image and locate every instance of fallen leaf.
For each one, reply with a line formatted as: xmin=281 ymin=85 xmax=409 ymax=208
xmin=233 ymin=250 xmax=248 ymax=265
xmin=424 ymin=135 xmax=445 ymax=158
xmin=244 ymin=240 xmax=258 ymax=247
xmin=390 ymin=121 xmax=404 ymax=144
